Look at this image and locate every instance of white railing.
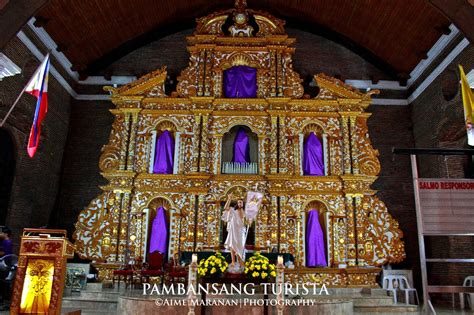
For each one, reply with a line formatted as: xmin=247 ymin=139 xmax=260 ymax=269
xmin=222 ymin=162 xmax=258 ymax=174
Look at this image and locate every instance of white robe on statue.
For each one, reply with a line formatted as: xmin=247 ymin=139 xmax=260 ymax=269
xmin=468 ymin=128 xmax=474 ymax=146
xmin=222 ymin=207 xmax=246 ymax=261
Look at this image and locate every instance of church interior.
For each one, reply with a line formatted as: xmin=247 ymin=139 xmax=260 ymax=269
xmin=1 ymin=0 xmax=474 ymax=314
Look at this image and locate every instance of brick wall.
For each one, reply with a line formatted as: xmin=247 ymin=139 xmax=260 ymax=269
xmin=49 ymin=100 xmax=113 ymax=235
xmin=98 ymin=27 xmax=393 ymax=82
xmin=410 ymin=44 xmax=474 ymax=288
xmin=0 ymin=36 xmax=72 ymax=251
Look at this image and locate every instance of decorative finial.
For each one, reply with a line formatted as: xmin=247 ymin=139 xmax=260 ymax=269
xmin=235 ymin=0 xmax=247 ymax=11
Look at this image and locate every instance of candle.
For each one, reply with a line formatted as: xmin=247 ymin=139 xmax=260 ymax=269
xmin=192 ymin=253 xmax=197 ymax=264
xmin=277 ymin=255 xmax=283 ymax=266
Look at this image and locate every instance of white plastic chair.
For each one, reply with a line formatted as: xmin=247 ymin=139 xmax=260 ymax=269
xmin=397 ymin=275 xmax=419 ymax=305
xmin=382 ymin=275 xmax=419 ymax=305
xmin=382 ymin=275 xmax=399 ymax=304
xmin=460 ymin=276 xmax=474 ymax=310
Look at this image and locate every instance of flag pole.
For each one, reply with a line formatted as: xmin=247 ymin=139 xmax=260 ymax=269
xmin=0 ymin=84 xmax=28 ymax=127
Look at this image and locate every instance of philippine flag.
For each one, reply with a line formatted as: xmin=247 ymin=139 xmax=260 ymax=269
xmin=25 ymin=54 xmax=50 ymax=158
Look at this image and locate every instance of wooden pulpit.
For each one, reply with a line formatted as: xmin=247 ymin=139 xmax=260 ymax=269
xmin=10 ymin=229 xmax=74 ymax=315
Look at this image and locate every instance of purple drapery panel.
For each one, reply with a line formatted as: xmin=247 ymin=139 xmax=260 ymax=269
xmin=303 ymin=132 xmax=324 ymax=176
xmin=223 ymin=66 xmax=257 ymax=98
xmin=233 ymin=129 xmax=250 ymax=163
xmin=149 ymin=206 xmax=168 ymax=255
xmin=306 ymin=209 xmax=327 ymax=267
xmin=153 ymin=130 xmax=174 ymax=174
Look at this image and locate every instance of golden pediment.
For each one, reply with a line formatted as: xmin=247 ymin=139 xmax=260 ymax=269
xmin=104 ymin=67 xmax=167 ymax=97
xmin=314 ymin=73 xmax=379 ymax=100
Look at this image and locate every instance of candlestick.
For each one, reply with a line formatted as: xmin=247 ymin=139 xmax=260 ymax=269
xmin=192 ymin=253 xmax=197 ymax=264
xmin=277 ymin=255 xmax=283 ymax=266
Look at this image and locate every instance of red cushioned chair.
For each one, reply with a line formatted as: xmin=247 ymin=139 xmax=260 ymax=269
xmin=164 ymin=262 xmax=187 ymax=286
xmin=140 ymin=251 xmax=165 ymax=285
xmin=113 ymin=266 xmax=133 ymax=289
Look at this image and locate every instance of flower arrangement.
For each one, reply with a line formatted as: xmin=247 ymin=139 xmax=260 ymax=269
xmin=244 ymin=252 xmax=276 ymax=280
xmin=198 ymin=252 xmax=229 ymax=277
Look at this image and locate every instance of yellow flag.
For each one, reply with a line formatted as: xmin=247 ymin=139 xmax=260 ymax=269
xmin=459 ymin=65 xmax=474 ymax=146
xmin=459 ymin=65 xmax=474 ymax=124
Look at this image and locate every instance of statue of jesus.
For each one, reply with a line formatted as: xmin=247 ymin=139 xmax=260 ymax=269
xmin=221 ymin=193 xmax=246 ymax=271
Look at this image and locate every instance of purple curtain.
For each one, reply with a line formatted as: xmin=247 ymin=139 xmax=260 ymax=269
xmin=153 ymin=130 xmax=174 ymax=174
xmin=306 ymin=209 xmax=327 ymax=267
xmin=149 ymin=206 xmax=168 ymax=255
xmin=233 ymin=129 xmax=250 ymax=163
xmin=223 ymin=66 xmax=257 ymax=98
xmin=303 ymin=132 xmax=324 ymax=176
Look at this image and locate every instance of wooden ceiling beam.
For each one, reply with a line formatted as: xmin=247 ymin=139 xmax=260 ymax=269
xmin=0 ymin=0 xmax=49 ymax=49
xmin=429 ymin=0 xmax=474 ymax=44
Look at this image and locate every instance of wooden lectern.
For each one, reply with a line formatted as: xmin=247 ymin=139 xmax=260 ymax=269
xmin=10 ymin=229 xmax=74 ymax=315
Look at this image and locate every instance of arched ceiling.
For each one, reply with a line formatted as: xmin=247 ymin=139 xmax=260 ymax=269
xmin=27 ymin=1 xmax=457 ymax=78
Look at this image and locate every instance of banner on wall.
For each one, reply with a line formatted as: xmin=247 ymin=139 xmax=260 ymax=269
xmin=417 ymin=179 xmax=474 ymax=234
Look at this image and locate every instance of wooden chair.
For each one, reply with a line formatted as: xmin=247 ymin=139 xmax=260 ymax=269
xmin=112 ymin=266 xmax=133 ymax=289
xmin=140 ymin=251 xmax=165 ymax=285
xmin=164 ymin=261 xmax=187 ymax=286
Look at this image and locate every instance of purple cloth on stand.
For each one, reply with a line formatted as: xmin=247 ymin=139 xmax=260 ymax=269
xmin=153 ymin=130 xmax=174 ymax=174
xmin=233 ymin=129 xmax=250 ymax=163
xmin=303 ymin=132 xmax=324 ymax=176
xmin=306 ymin=209 xmax=327 ymax=267
xmin=223 ymin=66 xmax=257 ymax=98
xmin=149 ymin=206 xmax=168 ymax=255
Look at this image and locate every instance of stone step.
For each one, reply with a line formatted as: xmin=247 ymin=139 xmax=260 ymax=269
xmin=62 ymin=308 xmax=116 ymax=315
xmin=69 ymin=291 xmax=122 ymax=299
xmin=354 ymin=303 xmax=419 ymax=313
xmin=61 ymin=297 xmax=118 ymax=312
xmin=351 ymin=295 xmax=394 ymax=307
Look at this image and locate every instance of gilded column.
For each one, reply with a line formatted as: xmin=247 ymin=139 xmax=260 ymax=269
xmin=269 ymin=196 xmax=279 ymax=248
xmin=185 ymin=196 xmax=197 ymax=252
xmin=126 ymin=110 xmax=140 ymax=171
xmin=349 ymin=115 xmax=359 ymax=174
xmin=117 ymin=192 xmax=131 ymax=263
xmin=278 ymin=115 xmax=288 ymax=174
xmin=270 ymin=50 xmax=277 ymax=97
xmin=198 ymin=50 xmax=206 ymax=96
xmin=345 ymin=194 xmax=357 ymax=266
xmin=191 ymin=114 xmax=201 ymax=173
xmin=294 ymin=135 xmax=301 ymax=176
xmin=119 ymin=112 xmax=131 ymax=171
xmin=109 ymin=191 xmax=122 ymax=262
xmin=195 ymin=194 xmax=206 ymax=249
xmin=276 ymin=51 xmax=283 ymax=96
xmin=215 ymin=135 xmax=223 ymax=174
xmin=258 ymin=135 xmax=266 ymax=175
xmin=199 ymin=114 xmax=210 ymax=172
xmin=340 ymin=115 xmax=352 ymax=174
xmin=354 ymin=195 xmax=367 ymax=266
xmin=270 ymin=116 xmax=279 ymax=173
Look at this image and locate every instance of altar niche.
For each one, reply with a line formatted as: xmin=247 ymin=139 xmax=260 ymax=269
xmin=223 ymin=65 xmax=257 ymax=98
xmin=303 ymin=201 xmax=329 ymax=268
xmin=221 ymin=125 xmax=258 ymax=174
xmin=149 ymin=121 xmax=179 ymax=174
xmin=145 ymin=198 xmax=171 ymax=260
xmin=300 ymin=124 xmax=328 ymax=176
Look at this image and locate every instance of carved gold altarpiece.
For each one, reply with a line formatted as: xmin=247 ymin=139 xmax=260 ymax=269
xmin=73 ymin=1 xmax=405 ymax=287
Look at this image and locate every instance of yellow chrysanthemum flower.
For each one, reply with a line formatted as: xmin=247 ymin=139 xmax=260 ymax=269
xmin=252 ymin=272 xmax=259 ymax=277
xmin=261 ymin=272 xmax=267 ymax=279
xmin=270 ymin=271 xmax=276 ymax=277
xmin=210 ymin=268 xmax=216 ymax=274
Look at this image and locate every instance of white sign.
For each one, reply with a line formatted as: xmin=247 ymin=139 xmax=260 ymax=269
xmin=418 ymin=179 xmax=474 ymax=234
